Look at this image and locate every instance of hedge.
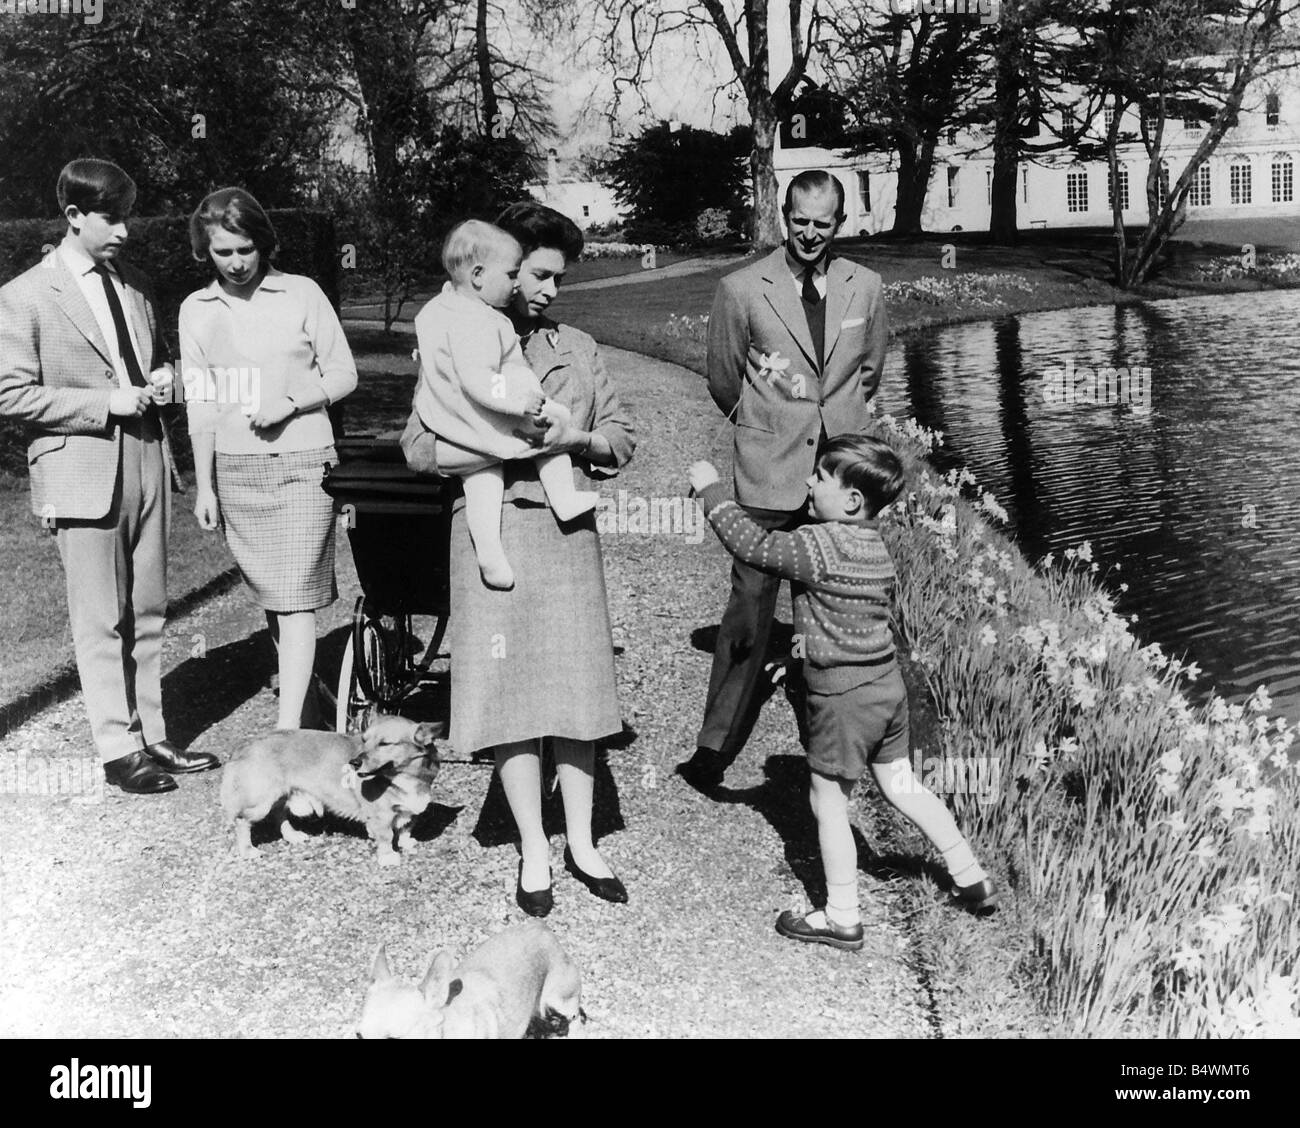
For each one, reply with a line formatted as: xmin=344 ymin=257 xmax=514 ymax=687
xmin=0 ymin=209 xmax=340 ymax=477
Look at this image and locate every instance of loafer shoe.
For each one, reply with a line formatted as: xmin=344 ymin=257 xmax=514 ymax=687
xmin=144 ymin=740 xmax=220 ymax=774
xmin=516 ymin=862 xmax=554 ymax=918
xmin=951 ymin=876 xmax=999 ymax=915
xmin=103 ymin=750 xmax=177 ymax=795
xmin=775 ymin=910 xmax=864 ymax=951
xmin=563 ymin=846 xmax=628 ymax=904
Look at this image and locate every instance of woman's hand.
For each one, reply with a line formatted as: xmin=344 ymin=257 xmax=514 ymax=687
xmin=534 ymin=399 xmax=585 ymax=454
xmin=193 ymin=485 xmax=220 ymax=531
xmin=689 ymin=460 xmax=720 ymax=494
xmin=249 ymin=395 xmax=296 ymax=431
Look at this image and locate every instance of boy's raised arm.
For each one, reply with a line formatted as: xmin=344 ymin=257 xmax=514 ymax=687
xmin=692 ymin=470 xmax=825 ymax=585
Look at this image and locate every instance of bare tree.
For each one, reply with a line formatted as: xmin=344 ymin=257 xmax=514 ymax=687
xmin=587 ymin=0 xmax=831 ymax=247
xmin=1076 ymin=0 xmax=1300 ymax=287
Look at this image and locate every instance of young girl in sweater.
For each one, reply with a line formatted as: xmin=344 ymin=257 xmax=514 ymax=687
xmin=689 ymin=435 xmax=997 ymax=950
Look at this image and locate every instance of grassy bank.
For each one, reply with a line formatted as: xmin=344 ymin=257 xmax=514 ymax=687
xmin=866 ymin=409 xmax=1299 ymax=1036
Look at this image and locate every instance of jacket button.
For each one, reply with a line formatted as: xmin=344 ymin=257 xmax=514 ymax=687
xmin=806 ymin=438 xmax=815 ymax=446
xmin=105 ymin=370 xmax=115 ymax=380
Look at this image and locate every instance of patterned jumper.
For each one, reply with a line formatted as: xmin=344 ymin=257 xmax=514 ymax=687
xmin=697 ymin=481 xmax=898 ymax=693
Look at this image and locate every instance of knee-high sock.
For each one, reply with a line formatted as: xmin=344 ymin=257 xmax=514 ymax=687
xmin=870 ymin=759 xmax=987 ymax=886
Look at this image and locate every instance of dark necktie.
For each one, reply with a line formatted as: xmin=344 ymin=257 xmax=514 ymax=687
xmin=92 ymin=263 xmax=147 ymax=388
xmin=802 ymin=267 xmax=821 ymax=305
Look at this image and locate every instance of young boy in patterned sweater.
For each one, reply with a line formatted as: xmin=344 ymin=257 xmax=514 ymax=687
xmin=689 ymin=435 xmax=996 ymax=950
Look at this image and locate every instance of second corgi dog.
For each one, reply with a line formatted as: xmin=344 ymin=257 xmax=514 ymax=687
xmin=357 ymin=921 xmax=583 ymax=1039
xmin=221 ymin=715 xmax=439 ymax=866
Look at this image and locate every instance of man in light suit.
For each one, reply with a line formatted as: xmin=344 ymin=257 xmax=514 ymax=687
xmin=0 ymin=158 xmax=218 ymax=793
xmin=680 ymin=169 xmax=888 ymax=792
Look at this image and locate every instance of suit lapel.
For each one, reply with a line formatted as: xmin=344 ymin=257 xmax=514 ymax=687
xmin=823 ymin=256 xmax=857 ymax=367
xmin=124 ymin=275 xmax=154 ymax=370
xmin=759 ymin=248 xmax=817 ymax=372
xmin=48 ymin=254 xmax=115 ymax=368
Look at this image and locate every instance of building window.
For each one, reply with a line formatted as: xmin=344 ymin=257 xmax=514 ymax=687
xmin=582 ymin=204 xmax=590 ymax=218
xmin=1188 ymin=163 xmax=1212 ymax=207
xmin=857 ymin=170 xmax=871 ymax=214
xmin=947 ymin=166 xmax=959 ymax=208
xmin=1267 ymin=91 xmax=1281 ymax=127
xmin=1230 ymin=161 xmax=1252 ymax=205
xmin=1022 ymin=166 xmax=1029 ymax=203
xmin=1067 ymin=169 xmax=1088 ymax=213
xmin=1273 ymin=154 xmax=1293 ymax=202
xmin=1156 ymin=161 xmax=1171 ymax=210
xmin=1108 ymin=166 xmax=1129 ymax=210
xmin=1184 ymin=116 xmax=1203 ymax=134
xmin=986 ymin=169 xmax=993 ymax=204
xmin=1062 ymin=106 xmax=1077 ymax=139
xmin=1104 ymin=105 xmax=1115 ymax=132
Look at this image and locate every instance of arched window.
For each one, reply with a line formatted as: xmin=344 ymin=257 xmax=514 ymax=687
xmin=1230 ymin=159 xmax=1252 ymax=205
xmin=1272 ymin=154 xmax=1293 ymax=203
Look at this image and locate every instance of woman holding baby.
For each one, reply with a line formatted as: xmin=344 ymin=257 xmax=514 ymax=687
xmin=181 ymin=188 xmax=357 ymax=730
xmin=406 ymin=202 xmax=636 ymax=915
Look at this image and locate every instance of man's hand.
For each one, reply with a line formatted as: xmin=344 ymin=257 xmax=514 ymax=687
xmin=193 ymin=485 xmax=220 ymax=531
xmin=688 ymin=460 xmax=720 ymax=494
xmin=249 ymin=395 xmax=295 ymax=431
xmin=109 ymin=387 xmax=153 ymax=418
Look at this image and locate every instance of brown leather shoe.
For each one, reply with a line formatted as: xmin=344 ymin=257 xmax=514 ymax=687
xmin=144 ymin=740 xmax=220 ymax=774
xmin=104 ymin=750 xmax=178 ymax=794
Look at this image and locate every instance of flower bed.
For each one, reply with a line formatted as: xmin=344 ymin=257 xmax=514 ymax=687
xmin=870 ymin=407 xmax=1300 ymax=1037
xmin=581 ymin=241 xmax=666 ymax=259
xmin=884 ymin=272 xmax=1036 ymax=307
xmin=1194 ymin=253 xmax=1300 ymax=285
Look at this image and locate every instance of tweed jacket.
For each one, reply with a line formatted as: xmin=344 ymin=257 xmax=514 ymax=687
xmin=0 ymin=250 xmax=182 ymax=521
xmin=706 ymin=247 xmax=887 ymax=512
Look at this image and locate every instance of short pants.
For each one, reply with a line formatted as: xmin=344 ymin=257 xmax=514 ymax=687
xmin=804 ymin=660 xmax=909 ymax=781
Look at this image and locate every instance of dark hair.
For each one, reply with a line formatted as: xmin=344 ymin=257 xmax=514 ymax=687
xmin=188 ymin=187 xmax=278 ymax=263
xmin=818 ymin=434 xmax=905 ymax=517
xmin=495 ymin=201 xmax=584 ymax=262
xmin=56 ymin=159 xmax=136 ymax=220
xmin=783 ymin=169 xmax=846 ymax=222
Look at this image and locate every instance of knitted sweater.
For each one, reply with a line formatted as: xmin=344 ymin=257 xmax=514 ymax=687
xmin=698 ymin=482 xmax=897 ymax=693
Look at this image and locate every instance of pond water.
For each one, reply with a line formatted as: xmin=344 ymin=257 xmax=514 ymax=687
xmin=878 ymin=289 xmax=1300 ymax=725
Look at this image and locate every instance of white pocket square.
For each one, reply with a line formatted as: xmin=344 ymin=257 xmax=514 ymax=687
xmin=840 ymin=317 xmax=865 ymax=329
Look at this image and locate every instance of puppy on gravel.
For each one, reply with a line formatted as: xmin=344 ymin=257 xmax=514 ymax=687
xmin=357 ymin=921 xmax=583 ymax=1039
xmin=220 ymin=715 xmax=439 ymax=866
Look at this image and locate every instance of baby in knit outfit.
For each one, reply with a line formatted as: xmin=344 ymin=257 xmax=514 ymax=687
xmin=408 ymin=220 xmax=596 ymax=590
xmin=690 ymin=435 xmax=997 ymax=950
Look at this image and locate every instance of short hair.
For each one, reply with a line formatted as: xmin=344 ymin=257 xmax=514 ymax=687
xmin=188 ymin=188 xmax=277 ymax=263
xmin=783 ymin=169 xmax=846 ymax=222
xmin=56 ymin=159 xmax=136 ymax=220
xmin=495 ymin=201 xmax=584 ymax=262
xmin=818 ymin=434 xmax=905 ymax=517
xmin=441 ymin=219 xmax=521 ymax=281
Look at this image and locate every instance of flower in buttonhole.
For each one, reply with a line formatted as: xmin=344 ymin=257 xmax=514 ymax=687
xmin=978 ymin=625 xmax=997 ymax=646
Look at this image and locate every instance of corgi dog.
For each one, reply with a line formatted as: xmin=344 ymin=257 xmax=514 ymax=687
xmin=220 ymin=715 xmax=439 ymax=866
xmin=357 ymin=921 xmax=582 ymax=1039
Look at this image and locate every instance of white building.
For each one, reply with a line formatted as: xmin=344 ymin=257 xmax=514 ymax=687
xmin=775 ymin=65 xmax=1300 ymax=235
xmin=526 ymin=150 xmax=627 ymax=231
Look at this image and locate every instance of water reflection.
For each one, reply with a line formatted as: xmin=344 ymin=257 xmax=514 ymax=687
xmin=880 ymin=290 xmax=1300 ymax=723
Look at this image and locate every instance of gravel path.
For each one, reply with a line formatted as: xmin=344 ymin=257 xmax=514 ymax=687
xmin=0 ymin=345 xmax=935 ymax=1039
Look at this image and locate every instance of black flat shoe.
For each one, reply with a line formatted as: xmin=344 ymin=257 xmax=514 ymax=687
xmin=775 ymin=910 xmax=864 ymax=951
xmin=103 ymin=750 xmax=177 ymax=795
xmin=516 ymin=862 xmax=553 ymax=918
xmin=675 ymin=747 xmax=727 ymax=795
xmin=563 ymin=846 xmax=628 ymax=904
xmin=950 ymin=876 xmax=999 ymax=915
xmin=144 ymin=740 xmax=220 ymax=774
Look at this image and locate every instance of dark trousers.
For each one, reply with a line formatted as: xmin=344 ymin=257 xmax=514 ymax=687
xmin=696 ymin=504 xmax=805 ymax=764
